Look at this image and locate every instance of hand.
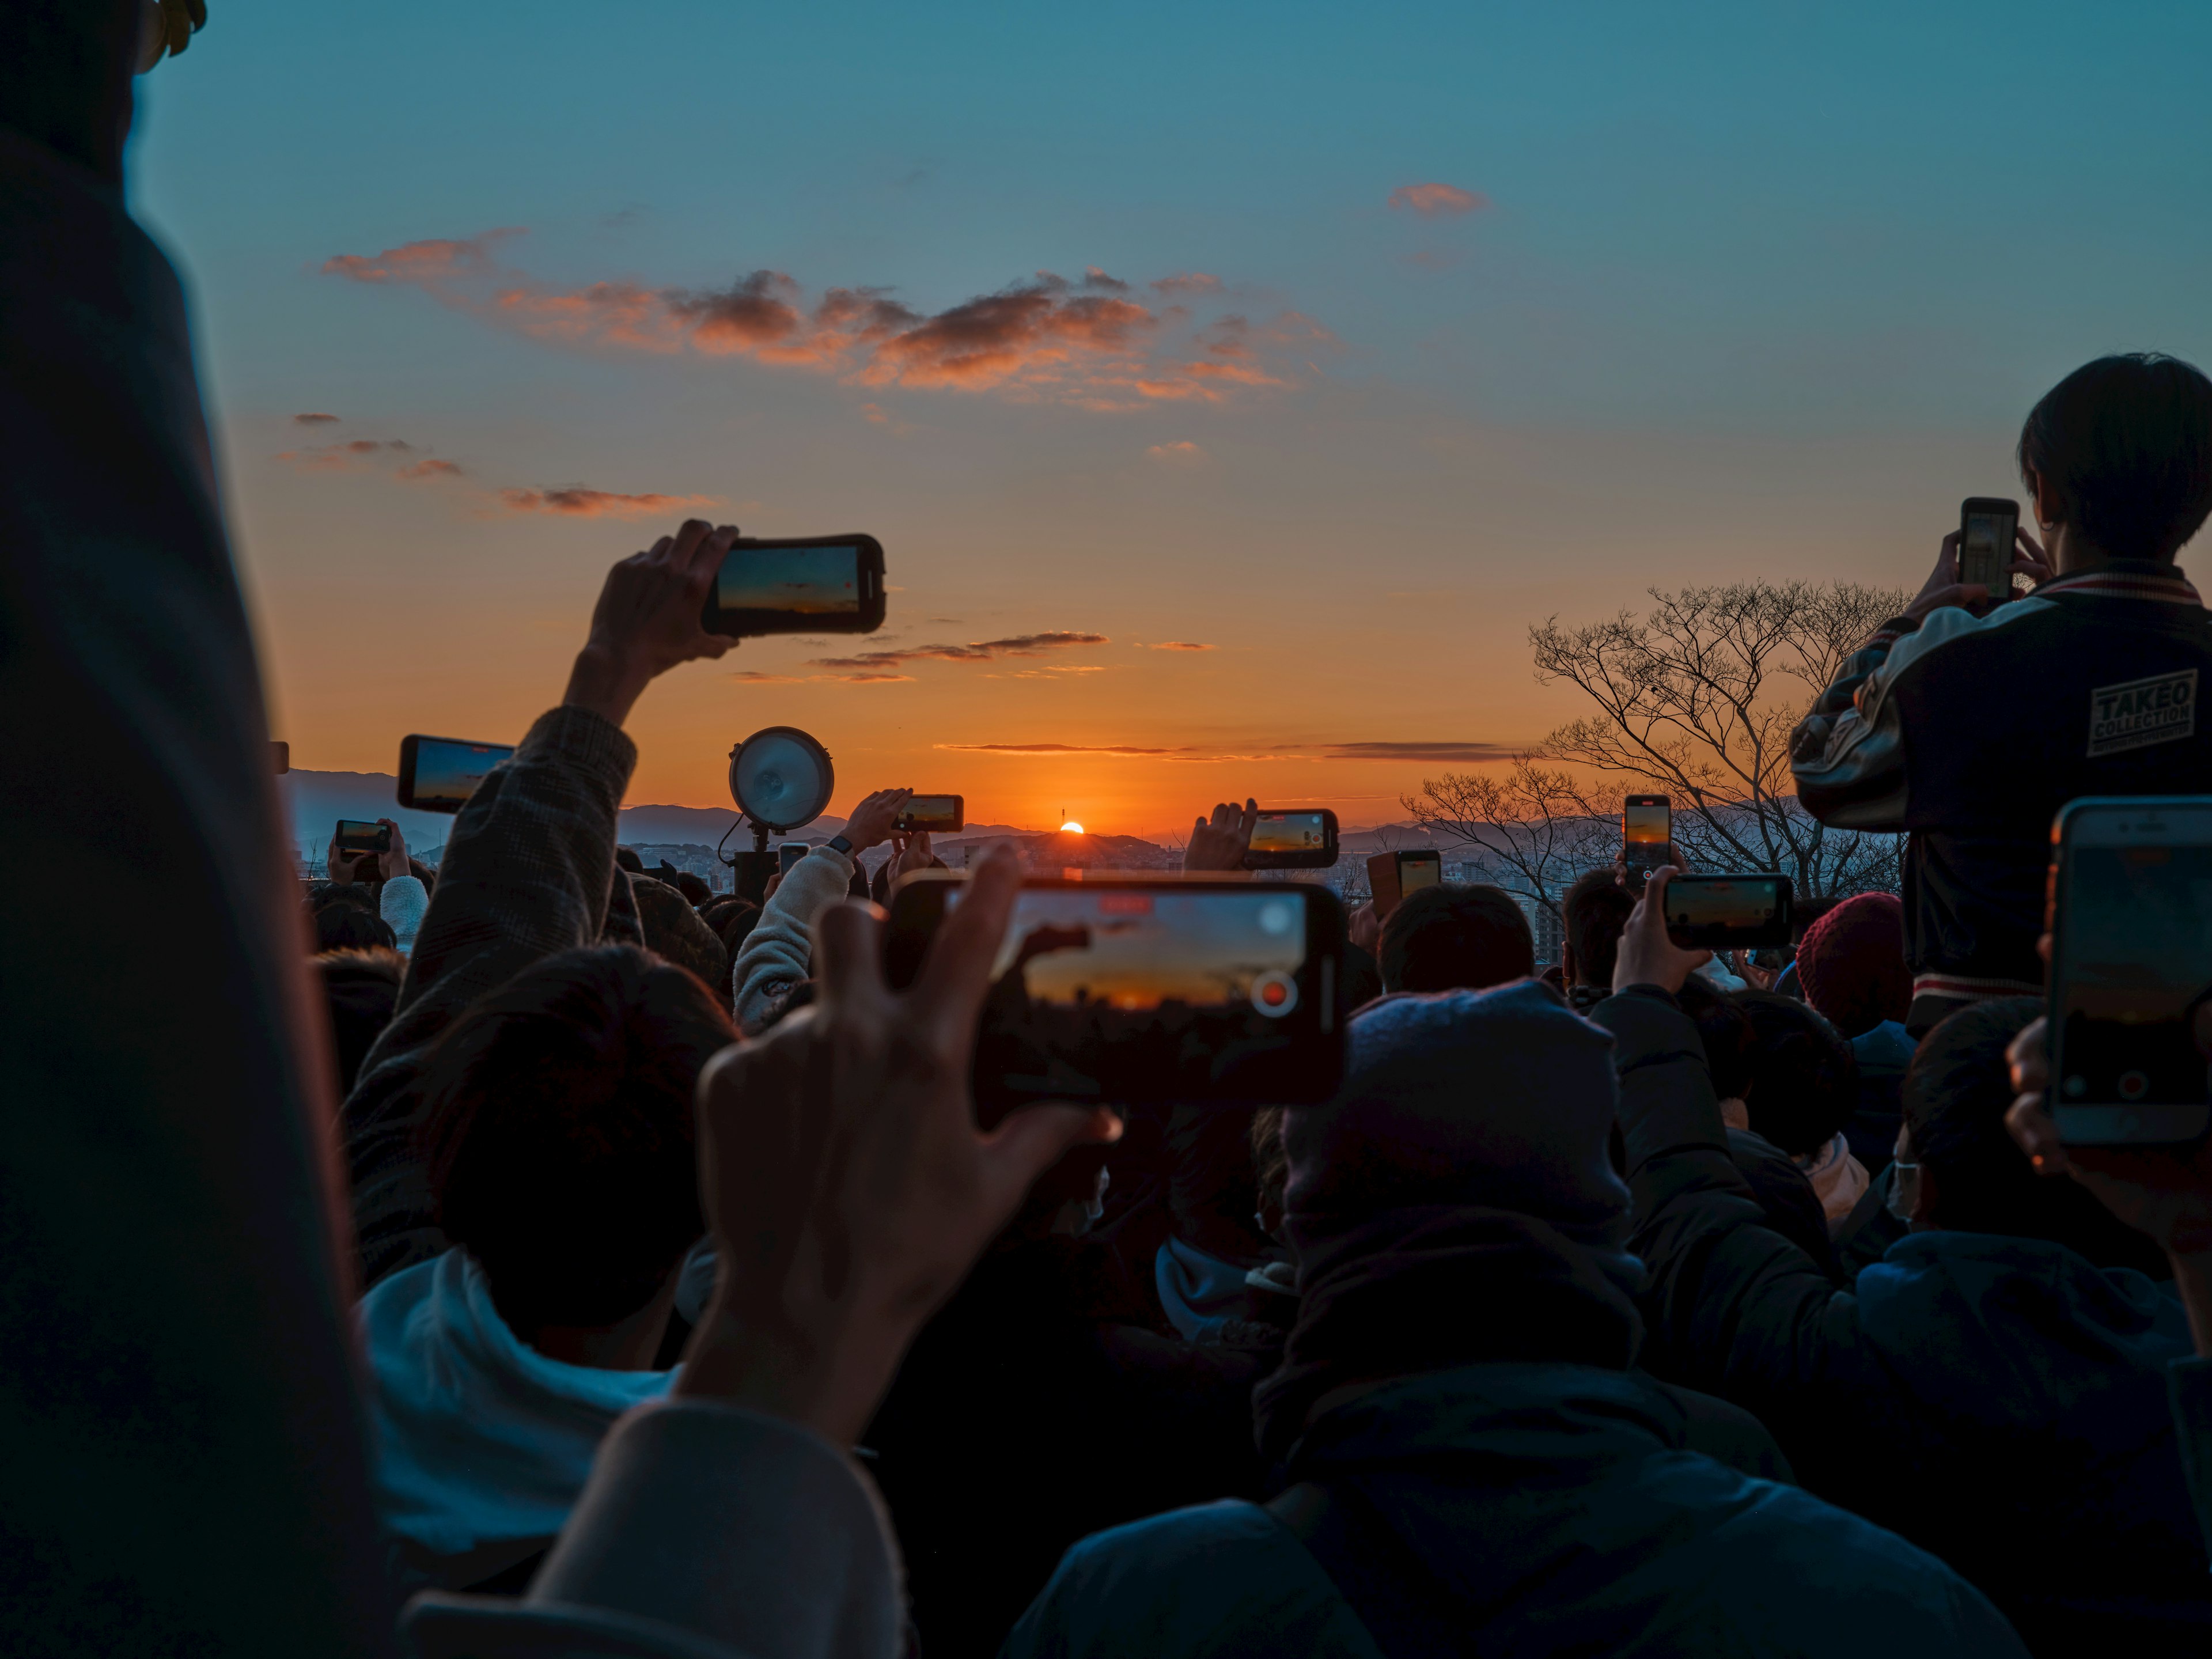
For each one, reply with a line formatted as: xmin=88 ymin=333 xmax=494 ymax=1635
xmin=676 ymin=846 xmax=1121 ymax=1441
xmin=2010 ymin=525 xmax=2053 ymax=590
xmin=376 ymin=818 xmax=410 ymax=883
xmin=840 ymin=789 xmax=912 ymax=854
xmin=893 ymin=831 xmax=935 ymax=881
xmin=761 ymin=869 xmax=783 ymax=906
xmin=1185 ymin=799 xmax=1258 ymax=872
xmin=1730 ymin=949 xmax=1778 ymax=991
xmin=1612 ymin=867 xmax=1711 ymax=996
xmin=325 ymin=834 xmax=347 ymax=885
xmin=562 ymin=520 xmax=738 ymax=727
xmin=1347 ymin=902 xmax=1381 ymax=953
xmin=1903 ymin=531 xmax=1988 ymax=625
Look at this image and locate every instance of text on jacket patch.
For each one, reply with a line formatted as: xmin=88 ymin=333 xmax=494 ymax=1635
xmin=2087 ymin=669 xmax=2196 ymax=758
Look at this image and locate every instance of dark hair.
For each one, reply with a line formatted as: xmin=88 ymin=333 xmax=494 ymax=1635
xmin=630 ymin=874 xmax=731 ymax=997
xmin=614 ymin=847 xmax=645 ymax=874
xmin=1377 ymin=883 xmax=1535 ymax=994
xmin=672 ymin=870 xmax=710 ymax=907
xmin=1562 ymin=867 xmax=1635 ymax=989
xmin=313 ymin=902 xmax=395 ymax=956
xmin=1905 ymin=997 xmax=2167 ymax=1274
xmin=710 ymin=899 xmax=762 ymax=964
xmin=1683 ymin=986 xmax=1857 ymax=1157
xmin=422 ymin=945 xmax=734 ymax=1336
xmin=2016 ymin=353 xmax=2212 ymax=562
xmin=315 ymin=946 xmax=405 ymax=1100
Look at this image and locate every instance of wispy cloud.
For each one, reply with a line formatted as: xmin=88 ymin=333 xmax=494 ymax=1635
xmin=293 ymin=411 xmax=341 ymax=425
xmin=932 ymin=736 xmax=1516 ymax=764
xmin=1317 ymin=740 xmax=1514 ymax=762
xmin=809 ymin=630 xmax=1109 ymax=671
xmin=1387 ymin=182 xmax=1488 ymax=218
xmin=1146 ymin=440 xmax=1206 ymax=465
xmin=729 ymin=669 xmax=914 ymax=685
xmin=1147 ymin=641 xmax=1215 ymax=651
xmin=274 ymin=437 xmax=418 ymax=471
xmin=321 ymin=232 xmax=1328 ymax=411
xmin=496 ymin=487 xmax=719 ymax=519
xmin=397 ymin=457 xmax=465 ymax=481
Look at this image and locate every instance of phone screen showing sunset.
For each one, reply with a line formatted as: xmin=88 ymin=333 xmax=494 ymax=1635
xmin=1250 ymin=811 xmax=1327 ymax=855
xmin=716 ymin=545 xmax=861 ymax=614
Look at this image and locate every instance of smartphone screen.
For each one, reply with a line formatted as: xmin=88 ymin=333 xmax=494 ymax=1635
xmin=1959 ymin=499 xmax=2019 ymax=603
xmin=2050 ymin=798 xmax=2212 ymax=1144
xmin=400 ymin=736 xmax=516 ymax=813
xmin=895 ymin=794 xmax=965 ymax=834
xmin=1399 ymin=853 xmax=1442 ymax=894
xmin=704 ymin=536 xmax=885 ymax=637
xmin=336 ymin=819 xmax=389 ymax=855
xmin=1624 ymin=796 xmax=1671 ymax=882
xmin=885 ymin=878 xmax=1344 ymax=1111
xmin=1663 ymin=874 xmax=1792 ymax=948
xmin=1245 ymin=809 xmax=1339 ymax=870
xmin=778 ymin=842 xmax=810 ymax=876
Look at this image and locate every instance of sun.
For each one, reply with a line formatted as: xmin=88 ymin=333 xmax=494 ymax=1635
xmin=1059 ymin=821 xmax=1085 ymax=835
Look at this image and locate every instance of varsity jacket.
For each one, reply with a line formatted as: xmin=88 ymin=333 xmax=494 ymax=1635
xmin=1790 ymin=562 xmax=2212 ymax=1027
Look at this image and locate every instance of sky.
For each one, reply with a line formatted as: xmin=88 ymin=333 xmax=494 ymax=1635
xmin=131 ymin=1 xmax=2212 ymax=837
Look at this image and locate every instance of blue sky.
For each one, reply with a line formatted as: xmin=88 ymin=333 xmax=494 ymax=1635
xmin=128 ymin=1 xmax=2212 ymax=831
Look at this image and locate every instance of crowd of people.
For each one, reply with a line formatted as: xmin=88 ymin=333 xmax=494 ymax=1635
xmin=10 ymin=10 xmax=2212 ymax=1658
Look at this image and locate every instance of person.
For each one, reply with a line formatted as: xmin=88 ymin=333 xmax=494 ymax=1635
xmin=1619 ymin=870 xmax=2208 ymax=1646
xmin=316 ymin=902 xmax=399 ymax=956
xmin=729 ymin=788 xmax=913 ymax=1035
xmin=1791 ymin=354 xmax=2212 ymax=1031
xmin=1559 ymin=863 xmax=1636 ymax=1009
xmin=1794 ymin=892 xmax=1916 ymax=1169
xmin=343 ymin=524 xmax=742 ymax=1289
xmin=1374 ymin=881 xmax=1535 ymax=994
xmin=317 ymin=945 xmax=406 ymax=1099
xmin=629 ymin=873 xmax=729 ymax=995
xmin=1696 ymin=987 xmax=1868 ymax=1229
xmin=361 ymin=945 xmax=733 ymax=1593
xmin=1005 ymin=975 xmax=2024 ymax=1658
xmin=1183 ymin=798 xmax=1258 ymax=870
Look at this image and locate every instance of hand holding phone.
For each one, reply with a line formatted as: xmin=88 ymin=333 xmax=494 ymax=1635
xmin=1366 ymin=850 xmax=1442 ymax=921
xmin=1244 ymin=808 xmax=1340 ymax=871
xmin=566 ymin=521 xmax=739 ymax=728
xmin=334 ymin=819 xmax=391 ymax=873
xmin=893 ymin=794 xmax=964 ymax=835
xmin=1956 ymin=498 xmax=2021 ymax=611
xmin=1661 ymin=873 xmax=1793 ymax=949
xmin=1185 ymin=799 xmax=1259 ymax=872
xmin=1622 ymin=796 xmax=1671 ymax=891
xmin=701 ymin=535 xmax=887 ymax=638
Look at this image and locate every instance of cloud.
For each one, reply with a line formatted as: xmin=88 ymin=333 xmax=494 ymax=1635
xmin=497 ymin=487 xmax=720 ymax=519
xmin=396 ymin=457 xmax=465 ymax=482
xmin=996 ymin=665 xmax=1111 ymax=679
xmin=939 ymin=742 xmax=1177 ymax=756
xmin=931 ymin=736 xmax=1516 ymax=764
xmin=321 ymin=232 xmax=1323 ymax=411
xmin=1146 ymin=440 xmax=1207 ymax=465
xmin=810 ymin=630 xmax=1108 ymax=671
xmin=293 ymin=412 xmax=340 ymax=425
xmin=1316 ymin=740 xmax=1515 ymax=763
xmin=1148 ymin=641 xmax=1215 ymax=651
xmin=274 ymin=437 xmax=417 ymax=471
xmin=1387 ymin=182 xmax=1488 ymax=218
xmin=729 ymin=668 xmax=913 ymax=685
xmin=860 ymin=402 xmax=890 ymax=423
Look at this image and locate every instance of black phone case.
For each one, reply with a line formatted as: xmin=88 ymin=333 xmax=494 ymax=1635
xmin=702 ymin=533 xmax=887 ymax=639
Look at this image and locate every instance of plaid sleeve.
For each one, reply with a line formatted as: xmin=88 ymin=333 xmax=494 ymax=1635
xmin=340 ymin=703 xmax=637 ymax=1286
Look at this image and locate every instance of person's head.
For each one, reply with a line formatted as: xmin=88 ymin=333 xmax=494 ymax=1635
xmin=1376 ymin=882 xmax=1535 ymax=995
xmin=2017 ymin=353 xmax=2212 ymax=565
xmin=630 ymin=873 xmax=730 ymax=995
xmin=711 ymin=899 xmax=762 ymax=963
xmin=1795 ymin=892 xmax=1911 ymax=1039
xmin=672 ymin=870 xmax=710 ymax=907
xmin=1562 ymin=867 xmax=1635 ymax=989
xmin=312 ymin=902 xmax=395 ymax=956
xmin=421 ymin=944 xmax=736 ymax=1344
xmin=1790 ymin=894 xmax=1840 ymax=945
xmin=614 ymin=846 xmax=645 ymax=875
xmin=314 ymin=946 xmax=404 ymax=1100
xmin=1902 ymin=997 xmax=2166 ymax=1274
xmin=1683 ymin=986 xmax=1857 ymax=1158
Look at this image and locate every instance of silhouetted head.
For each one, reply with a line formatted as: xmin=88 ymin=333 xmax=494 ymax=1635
xmin=2017 ymin=353 xmax=2212 ymax=562
xmin=1377 ymin=882 xmax=1535 ymax=995
xmin=1562 ymin=866 xmax=1635 ymax=990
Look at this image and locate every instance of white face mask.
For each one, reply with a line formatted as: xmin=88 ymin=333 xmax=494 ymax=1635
xmin=1886 ymin=1123 xmax=1921 ymax=1224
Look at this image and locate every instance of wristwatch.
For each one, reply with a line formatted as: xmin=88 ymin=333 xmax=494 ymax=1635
xmin=827 ymin=834 xmax=854 ymax=857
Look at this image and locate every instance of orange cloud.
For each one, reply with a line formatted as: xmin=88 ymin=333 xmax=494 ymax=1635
xmin=293 ymin=411 xmax=340 ymax=425
xmin=321 ymin=232 xmax=1322 ymax=411
xmin=497 ymin=487 xmax=721 ymax=519
xmin=729 ymin=669 xmax=915 ymax=685
xmin=397 ymin=458 xmax=464 ymax=481
xmin=1149 ymin=641 xmax=1215 ymax=650
xmin=274 ymin=437 xmax=416 ymax=471
xmin=1146 ymin=441 xmax=1206 ymax=464
xmin=1387 ymin=182 xmax=1488 ymax=218
xmin=811 ymin=630 xmax=1108 ymax=671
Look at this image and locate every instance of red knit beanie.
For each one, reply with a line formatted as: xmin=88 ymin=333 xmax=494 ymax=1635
xmin=1795 ymin=892 xmax=1911 ymax=1038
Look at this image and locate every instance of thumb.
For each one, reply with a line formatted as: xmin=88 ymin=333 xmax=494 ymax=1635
xmin=979 ymin=1104 xmax=1122 ymax=1217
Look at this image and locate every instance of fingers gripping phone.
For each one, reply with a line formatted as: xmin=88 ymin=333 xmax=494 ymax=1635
xmin=2048 ymin=797 xmax=2212 ymax=1146
xmin=895 ymin=795 xmax=965 ymax=834
xmin=885 ymin=875 xmax=1347 ymax=1112
xmin=398 ymin=734 xmax=517 ymax=813
xmin=701 ymin=535 xmax=887 ymax=638
xmin=1959 ymin=498 xmax=2020 ymax=607
xmin=1662 ymin=874 xmax=1793 ymax=949
xmin=1366 ymin=850 xmax=1442 ymax=920
xmin=778 ymin=842 xmax=810 ymax=876
xmin=335 ymin=819 xmax=391 ymax=859
xmin=1244 ymin=809 xmax=1339 ymax=870
xmin=1623 ymin=796 xmax=1671 ymax=890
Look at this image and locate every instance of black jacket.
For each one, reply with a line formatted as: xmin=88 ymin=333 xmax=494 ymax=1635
xmin=1789 ymin=563 xmax=2212 ymax=1027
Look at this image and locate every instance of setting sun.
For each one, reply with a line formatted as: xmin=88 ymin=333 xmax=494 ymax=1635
xmin=1060 ymin=822 xmax=1085 ymax=835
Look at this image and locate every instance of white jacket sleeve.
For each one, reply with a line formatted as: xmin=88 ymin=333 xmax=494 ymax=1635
xmin=731 ymin=848 xmax=857 ymax=1035
xmin=378 ymin=876 xmax=430 ymax=955
xmin=402 ymin=1400 xmax=903 ymax=1659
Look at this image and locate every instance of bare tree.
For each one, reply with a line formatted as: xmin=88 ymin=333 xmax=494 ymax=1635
xmin=1402 ymin=759 xmax=1622 ymax=921
xmin=1527 ymin=581 xmax=1908 ymax=897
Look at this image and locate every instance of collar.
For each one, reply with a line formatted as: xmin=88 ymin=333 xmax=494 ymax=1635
xmin=2036 ymin=561 xmax=2203 ymax=607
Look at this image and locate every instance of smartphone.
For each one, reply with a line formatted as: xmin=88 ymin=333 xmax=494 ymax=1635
xmin=894 ymin=794 xmax=965 ymax=834
xmin=272 ymin=740 xmax=290 ymax=775
xmin=1366 ymin=849 xmax=1444 ymax=921
xmin=1244 ymin=808 xmax=1339 ymax=870
xmin=2047 ymin=797 xmax=2212 ymax=1145
xmin=335 ymin=819 xmax=391 ymax=859
xmin=701 ymin=534 xmax=887 ymax=638
xmin=1623 ymin=796 xmax=1671 ymax=890
xmin=884 ymin=875 xmax=1347 ymax=1111
xmin=1662 ymin=874 xmax=1793 ymax=949
xmin=778 ymin=842 xmax=810 ymax=876
xmin=397 ymin=734 xmax=517 ymax=813
xmin=1959 ymin=498 xmax=2020 ymax=607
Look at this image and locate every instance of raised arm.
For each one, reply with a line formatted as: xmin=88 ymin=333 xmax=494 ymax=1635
xmin=343 ymin=522 xmax=737 ymax=1286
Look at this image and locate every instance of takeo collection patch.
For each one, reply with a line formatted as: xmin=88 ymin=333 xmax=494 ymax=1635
xmin=2087 ymin=669 xmax=2196 ymax=757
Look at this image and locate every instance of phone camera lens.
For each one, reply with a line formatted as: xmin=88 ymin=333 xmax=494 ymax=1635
xmin=2118 ymin=1071 xmax=2150 ymax=1101
xmin=1251 ymin=971 xmax=1298 ymax=1018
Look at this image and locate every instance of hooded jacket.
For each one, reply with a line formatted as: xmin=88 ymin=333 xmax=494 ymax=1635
xmin=1788 ymin=565 xmax=2212 ymax=1026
